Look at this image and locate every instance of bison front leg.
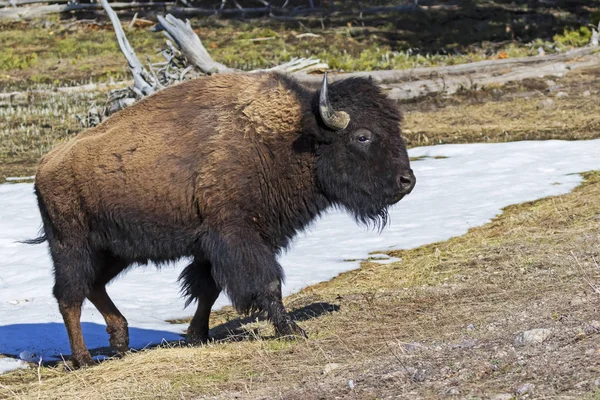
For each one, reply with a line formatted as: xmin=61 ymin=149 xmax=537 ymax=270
xmin=256 ymin=280 xmax=307 ymax=339
xmin=179 ymin=258 xmax=221 ymax=344
xmin=201 ymin=228 xmax=306 ymax=340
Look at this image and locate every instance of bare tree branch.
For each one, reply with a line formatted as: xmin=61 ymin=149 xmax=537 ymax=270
xmin=100 ymin=0 xmax=156 ymax=96
xmin=156 ymin=14 xmax=234 ymax=74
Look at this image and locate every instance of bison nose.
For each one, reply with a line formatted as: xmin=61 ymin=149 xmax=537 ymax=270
xmin=398 ymin=169 xmax=416 ymax=195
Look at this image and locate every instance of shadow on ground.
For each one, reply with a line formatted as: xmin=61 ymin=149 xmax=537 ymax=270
xmin=0 ymin=302 xmax=339 ymax=366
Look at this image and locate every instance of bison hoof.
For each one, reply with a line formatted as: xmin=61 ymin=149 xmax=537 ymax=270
xmin=186 ymin=332 xmax=211 ymax=345
xmin=71 ymin=352 xmax=95 ymax=369
xmin=107 ymin=326 xmax=129 ymax=356
xmin=275 ymin=321 xmax=307 ymax=340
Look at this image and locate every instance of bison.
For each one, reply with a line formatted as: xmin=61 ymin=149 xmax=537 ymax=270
xmin=27 ymin=71 xmax=415 ymax=367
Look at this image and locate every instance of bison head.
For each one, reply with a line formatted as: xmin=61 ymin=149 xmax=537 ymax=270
xmin=312 ymin=73 xmax=415 ymax=228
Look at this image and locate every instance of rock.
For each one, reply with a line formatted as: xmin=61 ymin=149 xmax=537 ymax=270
xmin=574 ymin=380 xmax=589 ymax=389
xmin=381 ymin=370 xmax=404 ymax=382
xmin=452 ymin=339 xmax=478 ymax=349
xmin=440 ymin=387 xmax=460 ymax=396
xmin=556 ymin=91 xmax=569 ymax=98
xmin=593 ymin=378 xmax=600 ymax=387
xmin=323 ymin=363 xmax=341 ymax=375
xmin=570 ymin=296 xmax=586 ymax=306
xmin=583 ymin=90 xmax=592 ymax=97
xmin=514 ymin=328 xmax=552 ymax=346
xmin=515 ymin=383 xmax=535 ymax=395
xmin=403 ymin=342 xmax=427 ymax=352
xmin=536 ymin=99 xmax=555 ymax=110
xmin=585 ymin=347 xmax=597 ymax=355
xmin=347 ymin=379 xmax=355 ymax=390
xmin=467 ymin=324 xmax=475 ymax=331
xmin=491 ymin=394 xmax=513 ymax=400
xmin=404 ymin=366 xmax=427 ymax=382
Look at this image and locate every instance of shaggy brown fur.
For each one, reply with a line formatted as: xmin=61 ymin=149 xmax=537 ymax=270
xmin=29 ymin=71 xmax=414 ymax=368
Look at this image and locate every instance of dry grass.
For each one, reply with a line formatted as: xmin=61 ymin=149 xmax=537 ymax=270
xmin=402 ymin=67 xmax=600 ymax=147
xmin=1 ymin=167 xmax=599 ymax=398
xmin=3 ymin=66 xmax=600 ymax=183
xmin=0 ymin=90 xmax=106 ymax=181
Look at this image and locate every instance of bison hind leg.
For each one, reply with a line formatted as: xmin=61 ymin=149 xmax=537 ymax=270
xmin=179 ymin=257 xmax=221 ymax=344
xmin=50 ymin=243 xmax=97 ymax=368
xmin=87 ymin=253 xmax=131 ymax=356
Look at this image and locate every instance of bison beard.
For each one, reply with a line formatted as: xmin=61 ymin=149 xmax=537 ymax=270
xmin=26 ymin=71 xmax=414 ymax=368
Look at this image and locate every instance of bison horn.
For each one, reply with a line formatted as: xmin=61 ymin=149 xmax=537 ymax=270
xmin=319 ymin=72 xmax=350 ymax=130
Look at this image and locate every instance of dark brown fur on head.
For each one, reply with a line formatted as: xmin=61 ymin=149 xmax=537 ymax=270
xmin=28 ymin=71 xmax=414 ymax=367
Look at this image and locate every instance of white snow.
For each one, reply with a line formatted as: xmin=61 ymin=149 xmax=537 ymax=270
xmin=0 ymin=358 xmax=28 ymax=374
xmin=0 ymin=139 xmax=599 ymax=373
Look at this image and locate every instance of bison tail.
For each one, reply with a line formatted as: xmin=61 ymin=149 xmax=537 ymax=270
xmin=19 ymin=234 xmax=47 ymax=245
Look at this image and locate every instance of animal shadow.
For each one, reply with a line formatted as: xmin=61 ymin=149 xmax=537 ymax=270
xmin=208 ymin=302 xmax=340 ymax=343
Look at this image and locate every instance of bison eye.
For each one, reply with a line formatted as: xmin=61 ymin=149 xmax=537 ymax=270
xmin=353 ymin=129 xmax=373 ymax=145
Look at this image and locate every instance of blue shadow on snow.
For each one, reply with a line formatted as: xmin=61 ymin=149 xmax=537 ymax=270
xmin=0 ymin=322 xmax=184 ymax=363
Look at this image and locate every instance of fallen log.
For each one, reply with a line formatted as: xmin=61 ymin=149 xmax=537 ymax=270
xmin=0 ymin=2 xmax=174 ymax=21
xmin=295 ymin=47 xmax=600 ymax=86
xmin=3 ymin=49 xmax=599 ymax=108
xmin=381 ymin=52 xmax=600 ymax=101
xmin=0 ymin=1 xmax=438 ymax=21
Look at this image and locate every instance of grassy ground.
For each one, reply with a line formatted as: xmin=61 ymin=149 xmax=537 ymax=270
xmin=1 ymin=167 xmax=599 ymax=399
xmin=1 ymin=0 xmax=600 ymax=89
xmin=2 ymin=64 xmax=600 ymax=183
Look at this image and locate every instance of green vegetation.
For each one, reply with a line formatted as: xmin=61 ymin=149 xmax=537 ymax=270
xmin=1 ymin=0 xmax=600 ymax=89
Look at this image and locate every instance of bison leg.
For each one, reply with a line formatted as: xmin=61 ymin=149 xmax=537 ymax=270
xmin=179 ymin=258 xmax=221 ymax=344
xmin=201 ymin=228 xmax=306 ymax=340
xmin=58 ymin=300 xmax=94 ymax=368
xmin=52 ymin=247 xmax=95 ymax=368
xmin=87 ymin=286 xmax=129 ymax=356
xmin=87 ymin=254 xmax=130 ymax=356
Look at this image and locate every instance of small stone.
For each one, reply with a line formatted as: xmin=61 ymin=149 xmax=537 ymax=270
xmin=556 ymin=91 xmax=569 ymax=98
xmin=584 ymin=321 xmax=600 ymax=335
xmin=514 ymin=328 xmax=552 ymax=346
xmin=574 ymin=380 xmax=589 ymax=389
xmin=491 ymin=394 xmax=513 ymax=400
xmin=381 ymin=370 xmax=404 ymax=382
xmin=323 ymin=363 xmax=341 ymax=375
xmin=403 ymin=342 xmax=426 ymax=352
xmin=570 ymin=296 xmax=586 ymax=306
xmin=585 ymin=347 xmax=597 ymax=355
xmin=467 ymin=324 xmax=475 ymax=331
xmin=347 ymin=379 xmax=355 ymax=390
xmin=583 ymin=90 xmax=592 ymax=97
xmin=515 ymin=383 xmax=535 ymax=395
xmin=536 ymin=99 xmax=555 ymax=109
xmin=593 ymin=378 xmax=600 ymax=387
xmin=441 ymin=387 xmax=460 ymax=396
xmin=545 ymin=80 xmax=556 ymax=87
